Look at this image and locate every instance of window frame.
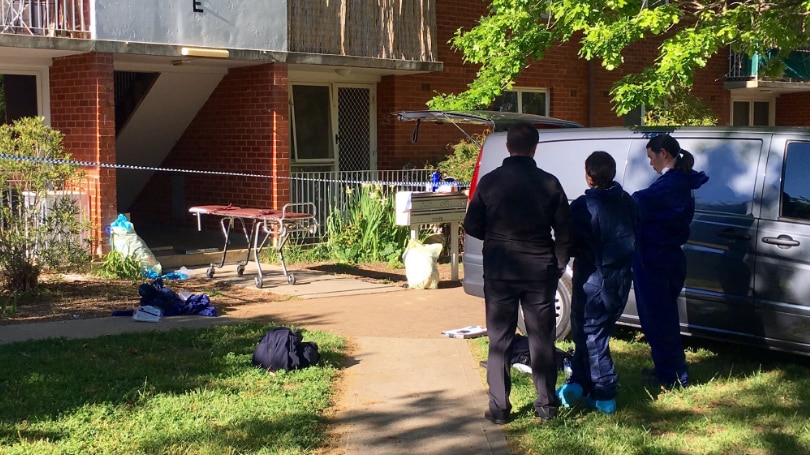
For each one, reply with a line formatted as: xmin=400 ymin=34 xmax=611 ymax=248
xmin=289 ymin=83 xmax=335 ymax=165
xmin=490 ymin=87 xmax=550 ymax=116
xmin=730 ymin=96 xmax=775 ymax=126
xmin=0 ymin=65 xmax=50 ymax=124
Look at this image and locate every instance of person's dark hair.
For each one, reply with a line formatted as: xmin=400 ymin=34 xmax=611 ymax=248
xmin=506 ymin=121 xmax=540 ymax=156
xmin=585 ymin=151 xmax=616 ymax=189
xmin=646 ymin=133 xmax=695 ymax=172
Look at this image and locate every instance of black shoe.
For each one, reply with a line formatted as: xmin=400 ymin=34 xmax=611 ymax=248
xmin=484 ymin=410 xmax=508 ymax=425
xmin=534 ymin=407 xmax=557 ymax=423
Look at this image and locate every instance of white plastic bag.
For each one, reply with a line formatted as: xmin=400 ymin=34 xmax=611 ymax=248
xmin=109 ymin=214 xmax=162 ymax=278
xmin=402 ymin=239 xmax=442 ymax=289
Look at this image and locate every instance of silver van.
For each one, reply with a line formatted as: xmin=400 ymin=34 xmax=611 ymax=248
xmin=397 ymin=111 xmax=810 ymax=356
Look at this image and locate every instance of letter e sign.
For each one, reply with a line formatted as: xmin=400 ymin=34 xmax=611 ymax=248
xmin=193 ymin=0 xmax=203 ymax=13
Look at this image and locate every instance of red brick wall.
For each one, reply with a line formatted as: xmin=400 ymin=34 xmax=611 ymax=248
xmin=775 ymin=93 xmax=810 ymax=126
xmin=129 ymin=64 xmax=289 ymax=230
xmin=377 ymin=3 xmax=731 ymax=170
xmin=49 ymin=52 xmax=116 ymax=255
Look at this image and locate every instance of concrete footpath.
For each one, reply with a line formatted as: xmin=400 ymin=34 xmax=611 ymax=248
xmin=0 ymin=264 xmax=511 ymax=455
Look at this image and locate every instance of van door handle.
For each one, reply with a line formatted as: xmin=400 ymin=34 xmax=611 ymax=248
xmin=761 ymin=235 xmax=800 ymax=249
xmin=717 ymin=228 xmax=751 ymax=241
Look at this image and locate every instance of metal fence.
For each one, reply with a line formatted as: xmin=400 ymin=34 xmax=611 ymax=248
xmin=1 ymin=175 xmax=93 ymax=256
xmin=290 ymin=168 xmax=435 ymax=238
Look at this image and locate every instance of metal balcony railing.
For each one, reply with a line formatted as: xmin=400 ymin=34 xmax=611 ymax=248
xmin=1 ymin=0 xmax=88 ymax=37
xmin=728 ymin=48 xmax=810 ymax=81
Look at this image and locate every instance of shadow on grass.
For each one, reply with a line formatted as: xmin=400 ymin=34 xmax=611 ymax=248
xmin=502 ymin=330 xmax=810 ymax=454
xmin=0 ymin=322 xmax=347 ymax=453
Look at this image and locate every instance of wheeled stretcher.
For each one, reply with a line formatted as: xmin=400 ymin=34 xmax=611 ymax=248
xmin=188 ymin=203 xmax=318 ymax=288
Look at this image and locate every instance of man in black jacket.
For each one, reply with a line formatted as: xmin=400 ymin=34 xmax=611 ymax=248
xmin=464 ymin=121 xmax=573 ymax=424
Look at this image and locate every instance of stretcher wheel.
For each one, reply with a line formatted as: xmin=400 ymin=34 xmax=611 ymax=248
xmin=236 ymin=265 xmax=245 ymax=276
xmin=255 ymin=276 xmax=263 ymax=288
xmin=287 ymin=273 xmax=296 ymax=285
xmin=206 ymin=267 xmax=214 ymax=279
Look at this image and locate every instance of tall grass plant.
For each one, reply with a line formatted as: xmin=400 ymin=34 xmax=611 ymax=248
xmin=325 ymin=184 xmax=409 ymax=264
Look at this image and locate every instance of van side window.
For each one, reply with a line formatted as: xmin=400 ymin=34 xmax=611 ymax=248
xmin=678 ymin=139 xmax=760 ymax=215
xmin=781 ymin=142 xmax=810 ymax=221
xmin=626 ymin=138 xmax=760 ymax=215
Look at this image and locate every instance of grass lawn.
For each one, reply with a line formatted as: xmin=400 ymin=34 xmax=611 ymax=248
xmin=3 ymin=314 xmax=810 ymax=454
xmin=0 ymin=323 xmax=345 ymax=454
xmin=470 ymin=330 xmax=810 ymax=455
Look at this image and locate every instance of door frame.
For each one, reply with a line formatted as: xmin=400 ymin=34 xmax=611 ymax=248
xmin=288 ymin=73 xmax=377 ymax=172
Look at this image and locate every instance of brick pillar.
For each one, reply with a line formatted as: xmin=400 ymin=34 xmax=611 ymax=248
xmin=268 ymin=65 xmax=290 ymax=210
xmin=50 ymin=52 xmax=116 ymax=256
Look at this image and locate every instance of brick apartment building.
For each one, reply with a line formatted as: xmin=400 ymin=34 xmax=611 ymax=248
xmin=1 ymin=0 xmax=809 ymax=254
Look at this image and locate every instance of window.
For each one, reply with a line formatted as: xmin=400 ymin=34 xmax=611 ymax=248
xmin=290 ymin=85 xmax=334 ymax=162
xmin=679 ymin=138 xmax=760 ymax=215
xmin=623 ymin=106 xmax=646 ymax=127
xmin=490 ymin=89 xmax=548 ymax=116
xmin=732 ymin=100 xmax=772 ymax=126
xmin=0 ymin=74 xmax=38 ymax=124
xmin=625 ymin=137 xmax=761 ymax=215
xmin=782 ymin=142 xmax=810 ymax=221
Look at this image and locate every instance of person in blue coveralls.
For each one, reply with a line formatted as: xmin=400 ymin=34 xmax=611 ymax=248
xmin=555 ymin=151 xmax=640 ymax=414
xmin=632 ymin=134 xmax=708 ymax=389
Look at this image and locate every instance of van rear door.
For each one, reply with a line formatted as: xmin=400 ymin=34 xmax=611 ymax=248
xmin=755 ymin=137 xmax=810 ymax=351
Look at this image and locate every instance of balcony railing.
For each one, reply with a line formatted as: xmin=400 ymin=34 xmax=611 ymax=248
xmin=728 ymin=48 xmax=810 ymax=81
xmin=1 ymin=0 xmax=88 ymax=37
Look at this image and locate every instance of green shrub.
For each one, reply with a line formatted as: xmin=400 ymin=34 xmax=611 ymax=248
xmin=644 ymin=89 xmax=718 ymax=126
xmin=436 ymin=130 xmax=490 ymax=184
xmin=0 ymin=117 xmax=90 ymax=292
xmin=96 ymin=250 xmax=143 ymax=282
xmin=326 ymin=184 xmax=410 ymax=264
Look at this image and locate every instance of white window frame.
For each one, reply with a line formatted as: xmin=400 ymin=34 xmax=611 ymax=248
xmin=730 ymin=96 xmax=775 ymax=126
xmin=492 ymin=87 xmax=550 ymax=116
xmin=0 ymin=64 xmax=50 ymax=124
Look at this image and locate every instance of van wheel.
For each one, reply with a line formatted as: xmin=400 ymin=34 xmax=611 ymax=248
xmin=517 ymin=275 xmax=573 ymax=341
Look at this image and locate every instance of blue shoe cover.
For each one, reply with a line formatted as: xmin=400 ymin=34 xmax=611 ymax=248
xmin=555 ymin=383 xmax=583 ymax=407
xmin=595 ymin=399 xmax=616 ymax=414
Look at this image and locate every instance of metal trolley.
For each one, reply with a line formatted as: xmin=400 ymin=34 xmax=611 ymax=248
xmin=188 ymin=203 xmax=318 ymax=288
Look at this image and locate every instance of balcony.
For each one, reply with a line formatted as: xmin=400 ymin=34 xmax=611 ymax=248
xmin=1 ymin=0 xmax=89 ymax=38
xmin=288 ymin=0 xmax=437 ymax=62
xmin=726 ymin=48 xmax=810 ymax=93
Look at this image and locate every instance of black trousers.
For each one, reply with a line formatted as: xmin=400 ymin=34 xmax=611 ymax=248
xmin=484 ymin=278 xmax=560 ymax=418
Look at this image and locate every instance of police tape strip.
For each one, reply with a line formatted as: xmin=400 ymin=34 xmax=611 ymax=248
xmin=0 ymin=153 xmax=465 ymax=188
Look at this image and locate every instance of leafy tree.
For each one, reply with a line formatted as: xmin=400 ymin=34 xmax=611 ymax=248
xmin=429 ymin=0 xmax=810 ymax=116
xmin=643 ymin=86 xmax=718 ymax=126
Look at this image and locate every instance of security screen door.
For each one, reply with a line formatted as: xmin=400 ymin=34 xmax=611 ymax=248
xmin=337 ymin=85 xmax=374 ymax=172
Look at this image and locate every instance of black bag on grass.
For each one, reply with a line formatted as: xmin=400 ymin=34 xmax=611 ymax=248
xmin=510 ymin=334 xmax=573 ymax=371
xmin=252 ymin=327 xmax=320 ymax=372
